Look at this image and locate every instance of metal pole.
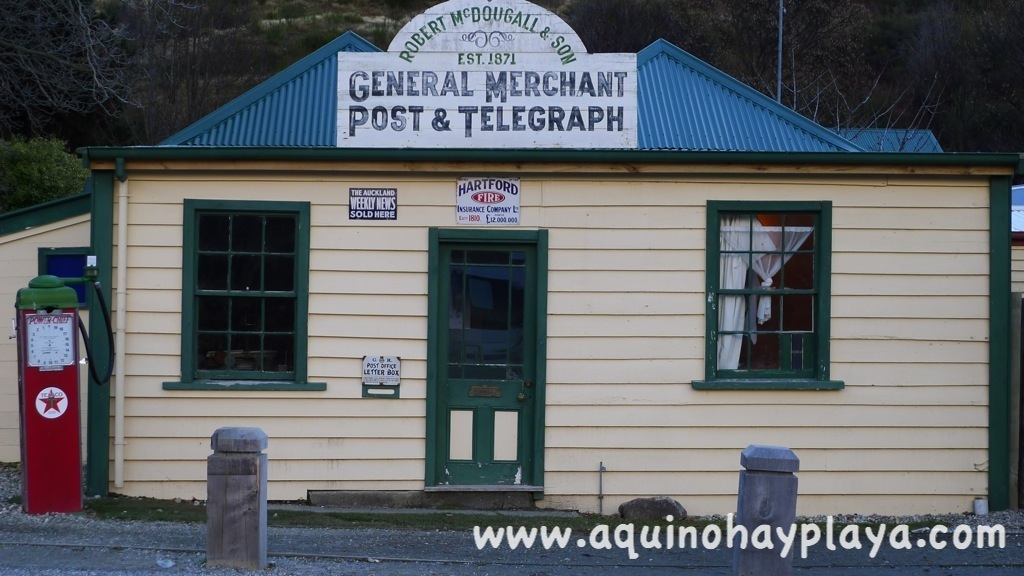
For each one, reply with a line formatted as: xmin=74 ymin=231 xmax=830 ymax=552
xmin=777 ymin=0 xmax=784 ymax=103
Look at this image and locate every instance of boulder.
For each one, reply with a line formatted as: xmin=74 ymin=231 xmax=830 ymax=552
xmin=617 ymin=497 xmax=687 ymax=521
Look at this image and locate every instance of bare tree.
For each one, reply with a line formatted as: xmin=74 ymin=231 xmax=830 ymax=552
xmin=0 ymin=0 xmax=133 ymax=138
xmin=561 ymin=0 xmax=717 ymax=56
xmin=118 ymin=0 xmax=267 ymax=144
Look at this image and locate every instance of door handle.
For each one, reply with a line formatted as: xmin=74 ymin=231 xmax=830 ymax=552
xmin=517 ymin=392 xmax=526 ymax=402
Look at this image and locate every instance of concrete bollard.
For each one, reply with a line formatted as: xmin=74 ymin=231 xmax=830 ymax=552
xmin=206 ymin=427 xmax=268 ymax=570
xmin=734 ymin=445 xmax=799 ymax=576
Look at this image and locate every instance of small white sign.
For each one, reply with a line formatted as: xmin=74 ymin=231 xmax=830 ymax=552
xmin=456 ymin=177 xmax=520 ymax=225
xmin=362 ymin=356 xmax=401 ymax=386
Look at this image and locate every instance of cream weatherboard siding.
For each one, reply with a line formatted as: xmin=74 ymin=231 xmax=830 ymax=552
xmin=0 ymin=216 xmax=91 ymax=462
xmin=1012 ymin=245 xmax=1024 ymax=293
xmin=107 ymin=165 xmax=990 ymax=515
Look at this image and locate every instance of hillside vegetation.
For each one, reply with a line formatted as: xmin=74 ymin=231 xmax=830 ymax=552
xmin=1 ymin=0 xmax=1020 ymax=154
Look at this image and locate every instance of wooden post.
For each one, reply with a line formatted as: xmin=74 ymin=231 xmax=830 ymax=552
xmin=206 ymin=427 xmax=268 ymax=570
xmin=734 ymin=445 xmax=799 ymax=576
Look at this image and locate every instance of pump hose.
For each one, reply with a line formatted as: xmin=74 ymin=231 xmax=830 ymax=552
xmin=77 ymin=281 xmax=115 ymax=385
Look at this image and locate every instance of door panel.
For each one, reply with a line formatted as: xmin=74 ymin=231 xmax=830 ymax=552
xmin=437 ymin=243 xmax=537 ymax=486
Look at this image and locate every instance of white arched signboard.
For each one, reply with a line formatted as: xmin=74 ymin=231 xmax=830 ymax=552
xmin=337 ymin=0 xmax=638 ymax=149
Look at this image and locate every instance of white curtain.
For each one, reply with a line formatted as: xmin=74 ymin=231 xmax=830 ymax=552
xmin=717 ymin=216 xmax=750 ymax=370
xmin=717 ymin=216 xmax=813 ymax=370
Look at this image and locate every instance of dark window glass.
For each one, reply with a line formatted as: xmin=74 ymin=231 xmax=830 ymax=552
xmin=197 ymin=334 xmax=228 ymax=369
xmin=197 ymin=297 xmax=229 ymax=331
xmin=264 ymin=255 xmax=295 ymax=292
xmin=263 ymin=334 xmax=294 ymax=371
xmin=232 ymin=215 xmax=263 ymax=252
xmin=197 ymin=255 xmax=229 ymax=290
xmin=231 ymin=297 xmax=261 ymax=331
xmin=230 ymin=255 xmax=262 ymax=291
xmin=265 ymin=299 xmax=295 ymax=332
xmin=194 ymin=210 xmax=298 ymax=380
xmin=199 ymin=215 xmax=230 ymax=251
xmin=265 ymin=217 xmax=296 ymax=252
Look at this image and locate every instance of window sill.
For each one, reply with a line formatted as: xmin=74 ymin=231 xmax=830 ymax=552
xmin=163 ymin=380 xmax=327 ymax=391
xmin=691 ymin=378 xmax=844 ymax=391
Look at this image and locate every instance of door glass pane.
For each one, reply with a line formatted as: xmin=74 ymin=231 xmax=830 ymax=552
xmin=467 ymin=251 xmax=509 ymax=265
xmin=447 ymin=249 xmax=527 ymax=380
xmin=508 ymin=266 xmax=525 ymax=366
xmin=465 ymin=266 xmax=509 ymax=365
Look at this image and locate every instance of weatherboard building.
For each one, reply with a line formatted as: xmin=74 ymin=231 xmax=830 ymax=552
xmin=1 ymin=0 xmax=1021 ymax=515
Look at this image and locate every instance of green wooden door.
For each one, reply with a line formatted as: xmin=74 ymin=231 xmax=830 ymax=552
xmin=436 ymin=243 xmax=538 ymax=486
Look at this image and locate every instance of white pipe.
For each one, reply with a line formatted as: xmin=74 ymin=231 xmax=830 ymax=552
xmin=114 ymin=177 xmax=129 ymax=488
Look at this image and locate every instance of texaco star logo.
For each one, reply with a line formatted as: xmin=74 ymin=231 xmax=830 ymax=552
xmin=35 ymin=387 xmax=68 ymax=419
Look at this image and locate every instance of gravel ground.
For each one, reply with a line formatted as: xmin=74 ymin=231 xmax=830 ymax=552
xmin=4 ymin=465 xmax=1022 ymax=531
xmin=2 ymin=464 xmax=1024 ymax=576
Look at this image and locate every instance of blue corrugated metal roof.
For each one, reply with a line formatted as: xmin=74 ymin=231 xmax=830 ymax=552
xmin=162 ymin=32 xmax=379 ymax=147
xmin=1012 ymin=209 xmax=1024 ymax=233
xmin=637 ymin=40 xmax=860 ymax=152
xmin=163 ymin=34 xmax=861 ymax=152
xmin=839 ymin=128 xmax=943 ymax=153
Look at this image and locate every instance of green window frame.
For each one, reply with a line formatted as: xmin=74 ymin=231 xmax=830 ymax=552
xmin=164 ymin=199 xmax=323 ymax=391
xmin=693 ymin=201 xmax=843 ymax=390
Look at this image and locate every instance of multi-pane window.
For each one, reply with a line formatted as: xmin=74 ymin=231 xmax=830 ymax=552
xmin=177 ymin=200 xmax=311 ymax=387
xmin=699 ymin=201 xmax=840 ymax=389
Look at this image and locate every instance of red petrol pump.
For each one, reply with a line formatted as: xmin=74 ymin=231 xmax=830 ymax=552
xmin=16 ymin=275 xmax=84 ymax=513
xmin=15 ymin=263 xmax=113 ymax=514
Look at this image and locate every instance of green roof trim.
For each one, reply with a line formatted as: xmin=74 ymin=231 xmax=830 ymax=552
xmin=0 ymin=190 xmax=91 ymax=237
xmin=79 ymin=146 xmax=1021 ymax=171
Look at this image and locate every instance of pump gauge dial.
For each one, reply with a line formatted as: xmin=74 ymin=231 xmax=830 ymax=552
xmin=26 ymin=313 xmax=75 ymax=368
